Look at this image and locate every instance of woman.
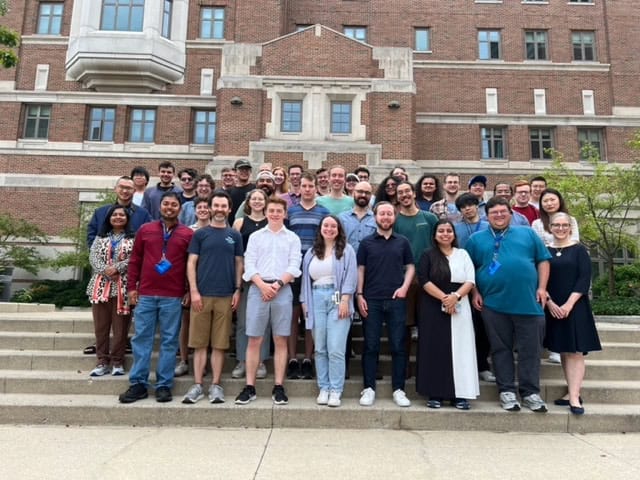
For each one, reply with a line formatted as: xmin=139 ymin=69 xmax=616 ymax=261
xmin=532 ymin=188 xmax=579 ymax=246
xmin=545 ymin=212 xmax=601 ymax=415
xmin=373 ymin=175 xmax=402 ymax=206
xmin=389 ymin=166 xmax=408 ymax=182
xmin=415 ymin=174 xmax=442 ymax=211
xmin=86 ymin=205 xmax=135 ymax=377
xmin=345 ymin=173 xmax=359 ymax=196
xmin=301 ymin=215 xmax=357 ymax=407
xmin=232 ymin=189 xmax=270 ymax=379
xmin=416 ymin=220 xmax=479 ymax=409
xmin=272 ymin=166 xmax=288 ymax=196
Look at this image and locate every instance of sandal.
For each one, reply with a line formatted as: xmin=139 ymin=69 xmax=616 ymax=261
xmin=83 ymin=344 xmax=96 ymax=355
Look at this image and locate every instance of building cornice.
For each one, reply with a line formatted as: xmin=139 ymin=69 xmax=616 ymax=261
xmin=414 ymin=60 xmax=610 ymax=73
xmin=416 ymin=113 xmax=640 ymax=127
xmin=0 ymin=91 xmax=216 ymax=108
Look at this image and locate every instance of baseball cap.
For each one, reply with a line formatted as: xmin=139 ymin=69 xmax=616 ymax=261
xmin=468 ymin=175 xmax=487 ymax=188
xmin=256 ymin=171 xmax=275 ymax=182
xmin=233 ymin=159 xmax=252 ymax=170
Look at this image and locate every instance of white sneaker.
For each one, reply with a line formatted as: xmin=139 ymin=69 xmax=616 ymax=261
xmin=411 ymin=326 xmax=418 ymax=341
xmin=328 ymin=390 xmax=341 ymax=408
xmin=359 ymin=387 xmax=376 ymax=406
xmin=548 ymin=352 xmax=561 ymax=364
xmin=231 ymin=362 xmax=246 ymax=379
xmin=256 ymin=362 xmax=267 ymax=379
xmin=479 ymin=370 xmax=496 ymax=382
xmin=111 ymin=365 xmax=125 ymax=376
xmin=393 ymin=389 xmax=411 ymax=407
xmin=316 ymin=389 xmax=329 ymax=405
xmin=174 ymin=360 xmax=188 ymax=377
xmin=89 ymin=364 xmax=110 ymax=377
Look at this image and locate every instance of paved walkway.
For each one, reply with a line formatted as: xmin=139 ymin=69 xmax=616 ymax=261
xmin=1 ymin=426 xmax=639 ymax=479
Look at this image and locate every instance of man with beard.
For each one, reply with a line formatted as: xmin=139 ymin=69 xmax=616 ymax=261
xmin=315 ymin=168 xmax=330 ymax=196
xmin=357 ymin=202 xmax=414 ymax=408
xmin=182 ymin=191 xmax=243 ymax=404
xmin=317 ymin=165 xmax=355 ymax=215
xmin=229 ymin=159 xmax=255 ymax=220
xmin=142 ymin=161 xmax=183 ymax=220
xmin=119 ymin=192 xmax=193 ymax=403
xmin=281 ymin=164 xmax=303 ymax=208
xmin=430 ymin=172 xmax=462 ymax=223
xmin=234 ymin=170 xmax=276 ymax=220
xmin=338 ymin=181 xmax=377 ymax=254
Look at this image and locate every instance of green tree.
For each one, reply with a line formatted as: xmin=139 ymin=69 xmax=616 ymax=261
xmin=0 ymin=213 xmax=48 ymax=275
xmin=0 ymin=0 xmax=20 ymax=68
xmin=545 ymin=141 xmax=640 ymax=296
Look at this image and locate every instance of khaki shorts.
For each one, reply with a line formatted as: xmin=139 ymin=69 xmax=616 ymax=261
xmin=189 ymin=296 xmax=233 ymax=350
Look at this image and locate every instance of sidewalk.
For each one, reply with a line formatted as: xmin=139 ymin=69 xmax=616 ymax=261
xmin=1 ymin=426 xmax=639 ymax=479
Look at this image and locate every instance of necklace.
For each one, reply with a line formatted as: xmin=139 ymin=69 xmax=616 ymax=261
xmin=551 ymin=243 xmax=571 ymax=257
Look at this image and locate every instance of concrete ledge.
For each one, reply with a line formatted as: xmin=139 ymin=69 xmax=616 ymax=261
xmin=0 ymin=303 xmax=56 ymax=313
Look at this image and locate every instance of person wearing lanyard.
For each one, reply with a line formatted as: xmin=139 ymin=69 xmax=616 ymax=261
xmin=466 ymin=197 xmax=551 ymax=413
xmin=119 ymin=192 xmax=193 ymax=404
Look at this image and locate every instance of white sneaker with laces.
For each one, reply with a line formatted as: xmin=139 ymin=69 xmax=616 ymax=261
xmin=316 ymin=389 xmax=329 ymax=405
xmin=182 ymin=384 xmax=204 ymax=404
xmin=359 ymin=387 xmax=376 ymax=406
xmin=548 ymin=352 xmax=561 ymax=364
xmin=208 ymin=384 xmax=225 ymax=404
xmin=328 ymin=390 xmax=341 ymax=407
xmin=393 ymin=389 xmax=411 ymax=407
xmin=479 ymin=370 xmax=496 ymax=382
xmin=174 ymin=360 xmax=188 ymax=377
xmin=89 ymin=364 xmax=110 ymax=377
xmin=111 ymin=365 xmax=125 ymax=376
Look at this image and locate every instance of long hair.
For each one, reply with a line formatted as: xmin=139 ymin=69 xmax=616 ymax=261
xmin=374 ymin=175 xmax=403 ymax=205
xmin=426 ymin=219 xmax=458 ymax=286
xmin=312 ymin=215 xmax=347 ymax=260
xmin=539 ymin=188 xmax=569 ymax=233
xmin=415 ymin=174 xmax=443 ymax=203
xmin=97 ymin=204 xmax=135 ymax=238
xmin=272 ymin=166 xmax=288 ymax=193
xmin=242 ymin=188 xmax=268 ymax=216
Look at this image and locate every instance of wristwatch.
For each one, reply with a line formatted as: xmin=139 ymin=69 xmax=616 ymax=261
xmin=276 ymin=279 xmax=285 ymax=287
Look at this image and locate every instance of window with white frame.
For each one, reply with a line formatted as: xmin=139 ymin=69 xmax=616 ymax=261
xmin=281 ymin=100 xmax=302 ymax=133
xmin=161 ymin=0 xmax=172 ymax=38
xmin=415 ymin=28 xmax=430 ymax=52
xmin=88 ymin=107 xmax=116 ymax=142
xmin=525 ymin=30 xmax=547 ymax=60
xmin=478 ymin=30 xmax=501 ymax=60
xmin=129 ymin=108 xmax=156 ymax=142
xmin=578 ymin=128 xmax=604 ymax=161
xmin=572 ymin=31 xmax=596 ymax=61
xmin=331 ymin=102 xmax=352 ymax=134
xmin=344 ymin=26 xmax=367 ymax=43
xmin=481 ymin=127 xmax=505 ymax=159
xmin=569 ymin=0 xmax=593 ymax=3
xmin=37 ymin=3 xmax=64 ymax=35
xmin=530 ymin=128 xmax=553 ymax=159
xmin=100 ymin=0 xmax=145 ymax=32
xmin=24 ymin=104 xmax=51 ymax=139
xmin=200 ymin=7 xmax=225 ymax=39
xmin=193 ymin=110 xmax=216 ymax=144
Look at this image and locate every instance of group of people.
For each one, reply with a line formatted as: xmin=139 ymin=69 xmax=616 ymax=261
xmin=85 ymin=160 xmax=601 ymax=415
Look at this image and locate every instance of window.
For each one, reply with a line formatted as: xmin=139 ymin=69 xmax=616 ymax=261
xmin=331 ymin=102 xmax=352 ymax=134
xmin=296 ymin=24 xmax=312 ymax=31
xmin=193 ymin=110 xmax=216 ymax=144
xmin=344 ymin=26 xmax=367 ymax=43
xmin=570 ymin=0 xmax=593 ymax=3
xmin=200 ymin=7 xmax=225 ymax=39
xmin=578 ymin=128 xmax=604 ymax=161
xmin=161 ymin=0 xmax=172 ymax=38
xmin=478 ymin=30 xmax=501 ymax=60
xmin=572 ymin=31 xmax=595 ymax=61
xmin=481 ymin=127 xmax=505 ymax=159
xmin=129 ymin=108 xmax=156 ymax=142
xmin=525 ymin=30 xmax=547 ymax=60
xmin=281 ymin=101 xmax=302 ymax=133
xmin=88 ymin=107 xmax=115 ymax=142
xmin=101 ymin=0 xmax=144 ymax=32
xmin=24 ymin=104 xmax=51 ymax=139
xmin=415 ymin=28 xmax=431 ymax=52
xmin=37 ymin=3 xmax=64 ymax=35
xmin=530 ymin=128 xmax=553 ymax=159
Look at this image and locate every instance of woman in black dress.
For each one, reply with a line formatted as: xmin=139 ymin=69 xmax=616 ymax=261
xmin=545 ymin=212 xmax=602 ymax=415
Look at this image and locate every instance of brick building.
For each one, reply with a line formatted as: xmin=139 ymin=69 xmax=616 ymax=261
xmin=0 ymin=1 xmax=639 ymax=255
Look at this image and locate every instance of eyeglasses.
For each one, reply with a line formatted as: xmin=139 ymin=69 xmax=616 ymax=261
xmin=488 ymin=210 xmax=510 ymax=216
xmin=180 ymin=177 xmax=193 ymax=182
xmin=550 ymin=224 xmax=571 ymax=229
xmin=516 ymin=191 xmax=530 ymax=195
xmin=355 ymin=190 xmax=372 ymax=196
xmin=385 ymin=183 xmax=397 ymax=189
xmin=422 ymin=182 xmax=436 ymax=186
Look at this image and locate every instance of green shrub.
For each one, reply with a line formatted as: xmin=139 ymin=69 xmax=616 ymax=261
xmin=592 ymin=263 xmax=640 ymax=298
xmin=11 ymin=279 xmax=90 ymax=309
xmin=592 ymin=297 xmax=640 ymax=315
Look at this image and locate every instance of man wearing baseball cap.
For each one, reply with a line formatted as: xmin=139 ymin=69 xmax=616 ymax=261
xmin=229 ymin=159 xmax=255 ymax=220
xmin=468 ymin=175 xmax=488 ymax=218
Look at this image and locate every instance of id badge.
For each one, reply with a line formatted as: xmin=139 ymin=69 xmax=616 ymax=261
xmin=488 ymin=259 xmax=501 ymax=276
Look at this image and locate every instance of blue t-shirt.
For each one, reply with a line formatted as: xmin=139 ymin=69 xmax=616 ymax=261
xmin=287 ymin=203 xmax=331 ymax=253
xmin=466 ymin=226 xmax=551 ymax=316
xmin=188 ymin=226 xmax=243 ymax=297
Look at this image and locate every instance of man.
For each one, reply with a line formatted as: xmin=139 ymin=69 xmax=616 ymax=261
xmin=220 ymin=167 xmax=237 ymax=191
xmin=182 ymin=192 xmax=243 ymax=404
xmin=177 ymin=168 xmax=198 ymax=204
xmin=354 ymin=166 xmax=370 ymax=182
xmin=142 ymin=161 xmax=183 ymax=220
xmin=119 ymin=192 xmax=193 ymax=404
xmin=468 ymin=175 xmax=488 ymax=217
xmin=430 ymin=172 xmax=462 ymax=223
xmin=316 ymin=165 xmax=355 ymax=214
xmin=530 ymin=176 xmax=547 ymax=207
xmin=511 ymin=180 xmax=540 ymax=225
xmin=281 ymin=164 xmax=303 ymax=207
xmin=466 ymin=197 xmax=551 ymax=413
xmin=235 ymin=197 xmax=302 ymax=405
xmin=130 ymin=166 xmax=149 ymax=206
xmin=493 ymin=182 xmax=529 ymax=226
xmin=286 ymin=173 xmax=330 ymax=379
xmin=234 ymin=170 xmax=276 ymax=220
xmin=87 ymin=176 xmax=152 ymax=248
xmin=178 ymin=174 xmax=215 ymax=226
xmin=229 ymin=159 xmax=255 ymax=220
xmin=315 ymin=168 xmax=330 ymax=196
xmin=357 ymin=202 xmax=414 ymax=408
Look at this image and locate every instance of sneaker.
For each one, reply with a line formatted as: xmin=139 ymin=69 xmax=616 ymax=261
xmin=272 ymin=385 xmax=289 ymax=405
xmin=209 ymin=384 xmax=225 ymax=404
xmin=454 ymin=398 xmax=471 ymax=410
xmin=328 ymin=390 xmax=341 ymax=408
xmin=256 ymin=362 xmax=267 ymax=379
xmin=427 ymin=399 xmax=442 ymax=409
xmin=231 ymin=362 xmax=246 ymax=379
xmin=499 ymin=391 xmax=521 ymax=412
xmin=286 ymin=359 xmax=301 ymax=379
xmin=111 ymin=365 xmax=125 ymax=376
xmin=118 ymin=383 xmax=148 ymax=404
xmin=548 ymin=352 xmax=561 ymax=364
xmin=235 ymin=385 xmax=256 ymax=405
xmin=316 ymin=389 xmax=329 ymax=405
xmin=393 ymin=389 xmax=411 ymax=407
xmin=182 ymin=384 xmax=204 ymax=404
xmin=155 ymin=386 xmax=172 ymax=403
xmin=359 ymin=387 xmax=376 ymax=406
xmin=411 ymin=326 xmax=418 ymax=341
xmin=89 ymin=364 xmax=110 ymax=377
xmin=301 ymin=359 xmax=314 ymax=379
xmin=174 ymin=360 xmax=189 ymax=377
xmin=479 ymin=370 xmax=496 ymax=382
xmin=522 ymin=393 xmax=548 ymax=413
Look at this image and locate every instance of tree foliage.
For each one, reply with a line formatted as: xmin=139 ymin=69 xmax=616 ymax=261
xmin=0 ymin=213 xmax=48 ymax=275
xmin=0 ymin=0 xmax=20 ymax=69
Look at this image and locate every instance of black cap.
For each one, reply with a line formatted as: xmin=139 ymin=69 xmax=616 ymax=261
xmin=233 ymin=159 xmax=252 ymax=170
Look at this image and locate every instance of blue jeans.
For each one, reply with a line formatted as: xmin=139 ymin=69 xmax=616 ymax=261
xmin=312 ymin=286 xmax=351 ymax=393
xmin=129 ymin=296 xmax=182 ymax=389
xmin=362 ymin=298 xmax=407 ymax=392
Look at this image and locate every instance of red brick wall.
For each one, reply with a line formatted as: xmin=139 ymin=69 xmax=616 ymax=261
xmin=215 ymin=88 xmax=264 ymax=156
xmin=263 ymin=152 xmax=304 ymax=167
xmin=367 ymin=92 xmax=415 ymax=160
xmin=326 ymin=153 xmax=366 ymax=174
xmin=0 ymin=188 xmax=79 ymax=234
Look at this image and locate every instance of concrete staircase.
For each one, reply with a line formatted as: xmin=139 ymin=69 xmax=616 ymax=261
xmin=0 ymin=304 xmax=639 ymax=433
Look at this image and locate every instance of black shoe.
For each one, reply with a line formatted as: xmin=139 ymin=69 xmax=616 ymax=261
xmin=286 ymin=359 xmax=300 ymax=380
xmin=83 ymin=344 xmax=96 ymax=355
xmin=554 ymin=396 xmax=583 ymax=406
xmin=301 ymin=359 xmax=314 ymax=379
xmin=155 ymin=386 xmax=172 ymax=403
xmin=235 ymin=385 xmax=256 ymax=405
xmin=454 ymin=398 xmax=471 ymax=410
xmin=427 ymin=399 xmax=442 ymax=409
xmin=125 ymin=338 xmax=132 ymax=355
xmin=570 ymin=404 xmax=585 ymax=415
xmin=118 ymin=384 xmax=148 ymax=403
xmin=272 ymin=384 xmax=289 ymax=405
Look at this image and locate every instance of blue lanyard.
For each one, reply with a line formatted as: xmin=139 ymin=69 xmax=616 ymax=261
xmin=490 ymin=228 xmax=508 ymax=261
xmin=161 ymin=222 xmax=175 ymax=258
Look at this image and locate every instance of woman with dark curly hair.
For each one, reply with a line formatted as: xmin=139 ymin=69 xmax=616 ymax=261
xmin=415 ymin=174 xmax=442 ymax=211
xmin=373 ymin=175 xmax=402 ymax=206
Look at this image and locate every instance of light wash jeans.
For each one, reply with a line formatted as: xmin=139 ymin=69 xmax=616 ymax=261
xmin=312 ymin=285 xmax=351 ymax=393
xmin=128 ymin=296 xmax=182 ymax=389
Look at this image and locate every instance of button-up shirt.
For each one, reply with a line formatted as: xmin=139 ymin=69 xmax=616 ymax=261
xmin=243 ymin=225 xmax=302 ymax=282
xmin=338 ymin=208 xmax=377 ymax=254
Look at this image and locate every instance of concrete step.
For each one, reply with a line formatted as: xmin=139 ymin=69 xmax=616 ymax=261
xmin=0 ymin=393 xmax=637 ymax=434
